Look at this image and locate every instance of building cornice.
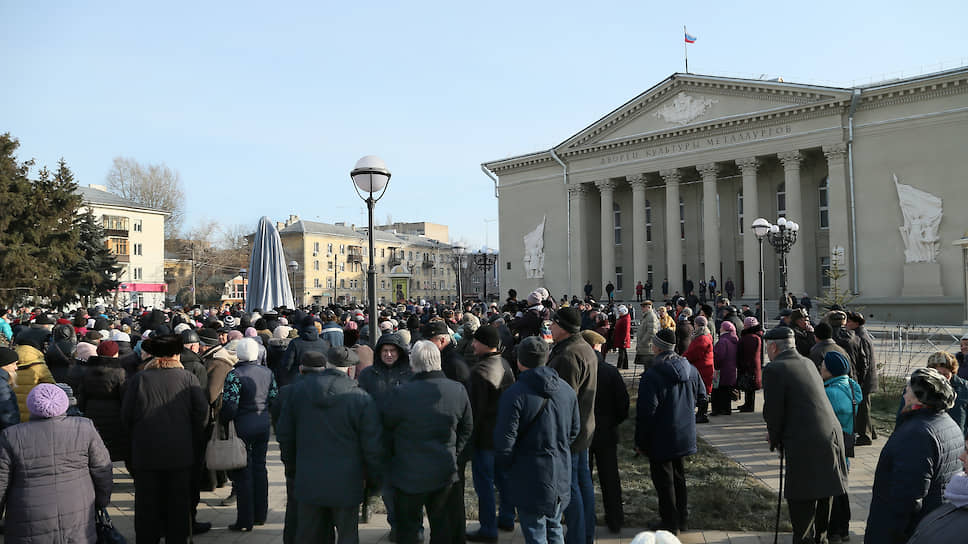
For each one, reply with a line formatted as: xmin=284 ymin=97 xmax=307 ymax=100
xmin=857 ymin=75 xmax=968 ymax=112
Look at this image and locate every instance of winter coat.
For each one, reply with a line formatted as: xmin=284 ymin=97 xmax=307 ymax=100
xmin=44 ymin=324 xmax=77 ymax=383
xmin=657 ymin=313 xmax=675 ymax=331
xmin=683 ymin=332 xmax=714 ymax=395
xmin=792 ymin=325 xmax=815 ymax=358
xmin=266 ymin=337 xmax=291 ymax=382
xmin=591 ymin=360 xmax=630 ymax=449
xmin=832 ymin=326 xmax=862 ymax=379
xmin=809 ymin=339 xmax=848 ymax=374
xmin=180 ymin=348 xmax=209 ymax=391
xmin=713 ymin=333 xmax=739 ymax=388
xmin=347 ymin=343 xmax=374 ymax=380
xmin=635 ymin=350 xmax=707 ymax=462
xmin=276 ymin=369 xmax=383 ymax=507
xmin=0 ymin=368 xmax=20 ymax=430
xmin=358 ymin=333 xmax=412 ymax=410
xmin=13 ymin=345 xmax=55 ymax=422
xmin=948 ymin=374 xmax=968 ymax=437
xmin=548 ymin=333 xmax=598 ymax=452
xmin=865 ymin=408 xmax=964 ymax=544
xmin=440 ymin=341 xmax=470 ymax=387
xmin=78 ymin=356 xmax=128 ymax=461
xmin=612 ymin=314 xmax=631 ymax=349
xmin=382 ymin=370 xmax=473 ymax=494
xmin=201 ymin=344 xmax=237 ymax=406
xmin=675 ymin=320 xmax=693 ymax=355
xmin=823 ymin=375 xmax=862 ymax=435
xmin=494 ymin=366 xmax=579 ymax=517
xmin=468 ymin=352 xmax=515 ymax=450
xmin=906 ymin=476 xmax=968 ymax=544
xmin=220 ymin=360 xmax=278 ymax=440
xmin=0 ymin=416 xmax=113 ymax=544
xmin=737 ymin=327 xmax=763 ymax=390
xmin=762 ymin=348 xmax=848 ymax=501
xmin=635 ymin=309 xmax=660 ymax=361
xmin=510 ymin=307 xmax=545 ymax=340
xmin=853 ymin=325 xmax=879 ymax=394
xmin=122 ymin=366 xmax=209 ymax=470
xmin=279 ymin=328 xmax=331 ymax=385
xmin=319 ymin=321 xmax=344 ymax=350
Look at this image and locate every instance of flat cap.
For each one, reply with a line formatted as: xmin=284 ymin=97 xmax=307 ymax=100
xmin=764 ymin=326 xmax=794 ymax=340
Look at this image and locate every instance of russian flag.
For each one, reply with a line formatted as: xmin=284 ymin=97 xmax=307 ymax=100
xmin=684 ymin=31 xmax=697 ymax=44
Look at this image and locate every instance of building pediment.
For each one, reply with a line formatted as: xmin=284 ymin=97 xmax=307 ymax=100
xmin=558 ymin=74 xmax=852 ymax=152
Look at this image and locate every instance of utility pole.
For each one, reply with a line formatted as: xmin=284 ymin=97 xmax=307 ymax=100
xmin=190 ymin=242 xmax=197 ymax=306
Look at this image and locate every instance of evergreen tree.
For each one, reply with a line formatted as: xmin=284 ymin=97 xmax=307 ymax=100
xmin=60 ymin=210 xmax=121 ymax=306
xmin=31 ymin=159 xmax=83 ymax=306
xmin=0 ymin=134 xmax=41 ymax=306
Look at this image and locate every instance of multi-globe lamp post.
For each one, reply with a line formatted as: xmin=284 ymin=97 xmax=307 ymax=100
xmin=473 ymin=250 xmax=498 ymax=302
xmin=351 ymin=156 xmax=391 ymax=342
xmin=752 ymin=216 xmax=800 ymax=314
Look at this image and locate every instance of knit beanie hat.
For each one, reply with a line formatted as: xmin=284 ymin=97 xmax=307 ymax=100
xmin=654 ymin=328 xmax=676 ymax=352
xmin=695 ymin=315 xmax=708 ymax=329
xmin=227 ymin=330 xmax=244 ymax=341
xmin=473 ymin=326 xmax=501 ymax=350
xmin=27 ymin=383 xmax=69 ymax=418
xmin=720 ymin=321 xmax=736 ymax=335
xmin=527 ymin=290 xmax=543 ymax=306
xmin=823 ymin=351 xmax=850 ymax=377
xmin=517 ymin=336 xmax=550 ymax=368
xmin=743 ymin=316 xmax=759 ymax=329
xmin=244 ymin=327 xmax=258 ymax=338
xmin=235 ymin=338 xmax=259 ymax=362
xmin=0 ymin=347 xmax=18 ymax=366
xmin=75 ymin=342 xmax=97 ymax=362
xmin=97 ymin=341 xmax=119 ymax=358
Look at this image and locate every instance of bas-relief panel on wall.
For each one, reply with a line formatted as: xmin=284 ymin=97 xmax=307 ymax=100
xmin=895 ymin=173 xmax=943 ymax=264
xmin=523 ymin=216 xmax=545 ymax=279
xmin=653 ymin=92 xmax=719 ymax=126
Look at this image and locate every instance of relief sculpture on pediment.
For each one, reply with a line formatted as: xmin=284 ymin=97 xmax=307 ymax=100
xmin=654 ymin=92 xmax=719 ymax=126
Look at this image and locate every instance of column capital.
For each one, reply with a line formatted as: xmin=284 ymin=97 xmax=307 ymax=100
xmin=659 ymin=169 xmax=681 ymax=184
xmin=626 ymin=174 xmax=648 ymax=190
xmin=777 ymin=150 xmax=803 ymax=170
xmin=823 ymin=143 xmax=848 ymax=163
xmin=567 ymin=183 xmax=589 ymax=197
xmin=594 ymin=179 xmax=617 ymax=193
xmin=696 ymin=163 xmax=719 ymax=179
xmin=736 ymin=157 xmax=759 ymax=174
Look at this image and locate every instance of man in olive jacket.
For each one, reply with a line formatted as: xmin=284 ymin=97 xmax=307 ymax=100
xmin=276 ymin=346 xmax=383 ymax=543
xmin=548 ymin=307 xmax=598 ymax=544
xmin=762 ymin=326 xmax=848 ymax=544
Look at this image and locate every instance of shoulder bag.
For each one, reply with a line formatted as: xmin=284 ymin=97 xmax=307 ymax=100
xmin=205 ymin=420 xmax=248 ymax=471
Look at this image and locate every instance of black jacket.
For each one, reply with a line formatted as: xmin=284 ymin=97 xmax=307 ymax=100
xmin=468 ymin=352 xmax=515 ymax=450
xmin=591 ymin=359 xmax=630 ymax=448
xmin=276 ymin=369 xmax=383 ymax=507
xmin=121 ymin=366 xmax=209 ymax=470
xmin=359 ymin=333 xmax=412 ymax=410
xmin=382 ymin=370 xmax=473 ymax=494
xmin=78 ymin=356 xmax=128 ymax=461
xmin=180 ymin=348 xmax=209 ymax=392
xmin=549 ymin=334 xmax=598 ymax=451
xmin=865 ymin=408 xmax=964 ymax=544
xmin=0 ymin=368 xmax=19 ymax=430
xmin=441 ymin=341 xmax=470 ymax=387
xmin=279 ymin=327 xmax=331 ymax=385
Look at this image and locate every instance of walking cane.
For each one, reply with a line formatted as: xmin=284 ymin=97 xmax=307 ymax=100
xmin=774 ymin=447 xmax=784 ymax=544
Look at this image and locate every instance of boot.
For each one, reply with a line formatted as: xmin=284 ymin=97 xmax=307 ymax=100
xmin=696 ymin=399 xmax=710 ymax=424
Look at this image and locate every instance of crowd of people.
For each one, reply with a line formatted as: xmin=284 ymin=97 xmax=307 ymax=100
xmin=0 ymin=284 xmax=966 ymax=544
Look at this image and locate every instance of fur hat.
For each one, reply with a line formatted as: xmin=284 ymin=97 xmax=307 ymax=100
xmin=300 ymin=351 xmax=327 ymax=368
xmin=27 ymin=383 xmax=69 ymax=418
xmin=653 ymin=328 xmax=676 ymax=352
xmin=720 ymin=321 xmax=736 ymax=335
xmin=527 ymin=290 xmax=543 ymax=306
xmin=909 ymin=367 xmax=956 ymax=411
xmin=142 ymin=335 xmax=184 ymax=358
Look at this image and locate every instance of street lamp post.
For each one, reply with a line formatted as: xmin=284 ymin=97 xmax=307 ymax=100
xmin=351 ymin=156 xmax=391 ymax=343
xmin=288 ymin=260 xmax=299 ymax=306
xmin=452 ymin=246 xmax=466 ymax=305
xmin=765 ymin=217 xmax=800 ymax=309
xmin=473 ymin=250 xmax=498 ymax=302
xmin=239 ymin=268 xmax=247 ymax=309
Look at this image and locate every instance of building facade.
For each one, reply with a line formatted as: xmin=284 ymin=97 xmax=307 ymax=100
xmin=77 ymin=184 xmax=168 ymax=309
xmin=276 ymin=215 xmax=461 ymax=306
xmin=484 ymin=68 xmax=968 ymax=323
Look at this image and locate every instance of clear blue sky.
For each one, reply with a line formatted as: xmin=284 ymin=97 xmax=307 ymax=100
xmin=3 ymin=1 xmax=966 ymax=251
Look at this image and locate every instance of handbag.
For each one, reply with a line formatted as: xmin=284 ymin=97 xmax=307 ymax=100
xmin=712 ymin=369 xmax=721 ymax=389
xmin=204 ymin=420 xmax=247 ymax=471
xmin=844 ymin=381 xmax=858 ymax=458
xmin=96 ymin=508 xmax=126 ymax=544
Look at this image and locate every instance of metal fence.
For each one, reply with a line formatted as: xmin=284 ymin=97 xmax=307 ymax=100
xmin=870 ymin=323 xmax=968 ymax=394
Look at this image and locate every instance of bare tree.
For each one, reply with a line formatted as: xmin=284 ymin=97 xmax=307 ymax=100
xmin=106 ymin=157 xmax=186 ymax=237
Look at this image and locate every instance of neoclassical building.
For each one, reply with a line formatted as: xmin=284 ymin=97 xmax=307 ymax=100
xmin=484 ymin=68 xmax=968 ymax=323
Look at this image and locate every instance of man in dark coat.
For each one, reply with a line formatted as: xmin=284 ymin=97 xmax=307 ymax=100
xmin=828 ymin=311 xmax=862 ymax=379
xmin=382 ymin=340 xmax=473 ymax=544
xmin=423 ymin=320 xmax=470 ymax=386
xmin=762 ymin=326 xmax=848 ymax=544
xmin=808 ymin=322 xmax=848 ymax=374
xmin=466 ymin=325 xmax=516 ymax=542
xmin=847 ymin=312 xmax=878 ymax=445
xmin=789 ymin=309 xmax=816 ymax=358
xmin=635 ymin=328 xmax=706 ymax=535
xmin=494 ymin=337 xmax=579 ymax=544
xmin=548 ymin=307 xmax=597 ymax=544
xmin=279 ymin=316 xmax=331 ymax=386
xmin=276 ymin=347 xmax=383 ymax=543
xmin=122 ymin=335 xmax=209 ymax=544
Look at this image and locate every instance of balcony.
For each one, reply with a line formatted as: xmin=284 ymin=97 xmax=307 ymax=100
xmin=421 ymin=258 xmax=434 ymax=269
xmin=104 ymin=228 xmax=128 ymax=238
xmin=115 ymin=254 xmax=130 ymax=263
xmin=347 ymin=252 xmax=363 ymax=264
xmin=388 ymin=256 xmax=402 ymax=267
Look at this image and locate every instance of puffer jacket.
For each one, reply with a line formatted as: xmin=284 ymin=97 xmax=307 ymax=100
xmin=468 ymin=352 xmax=515 ymax=450
xmin=865 ymin=408 xmax=964 ymax=544
xmin=358 ymin=333 xmax=412 ymax=409
xmin=635 ymin=350 xmax=707 ymax=462
xmin=78 ymin=356 xmax=128 ymax=461
xmin=494 ymin=365 xmax=579 ymax=517
xmin=13 ymin=344 xmax=55 ymax=422
xmin=683 ymin=332 xmax=714 ymax=395
xmin=0 ymin=416 xmax=113 ymax=543
xmin=823 ymin=375 xmax=862 ymax=435
xmin=220 ymin=360 xmax=278 ymax=440
xmin=319 ymin=321 xmax=344 ymax=350
xmin=0 ymin=368 xmax=20 ymax=430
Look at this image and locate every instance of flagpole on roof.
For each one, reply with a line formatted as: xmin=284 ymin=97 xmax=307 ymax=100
xmin=683 ymin=25 xmax=689 ymax=73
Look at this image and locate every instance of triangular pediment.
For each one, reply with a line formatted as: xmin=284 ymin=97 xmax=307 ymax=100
xmin=559 ymin=74 xmax=851 ymax=150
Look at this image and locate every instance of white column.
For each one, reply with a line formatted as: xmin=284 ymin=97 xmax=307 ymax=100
xmin=737 ymin=157 xmax=760 ymax=298
xmin=778 ymin=150 xmax=805 ymax=296
xmin=596 ymin=180 xmax=617 ymax=294
xmin=823 ymin=144 xmax=851 ymax=294
xmin=661 ymin=169 xmax=682 ymax=295
xmin=568 ymin=184 xmax=589 ymax=297
xmin=628 ymin=174 xmax=649 ymax=292
xmin=697 ymin=163 xmax=720 ymax=286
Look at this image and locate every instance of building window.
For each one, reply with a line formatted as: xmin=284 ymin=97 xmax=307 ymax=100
xmin=327 ymin=261 xmax=333 ymax=271
xmin=313 ymin=260 xmax=319 ymax=271
xmin=313 ymin=242 xmax=320 ymax=254
xmin=616 ymin=266 xmax=623 ymax=291
xmin=819 ymin=177 xmax=829 ymax=229
xmin=381 ymin=280 xmax=386 ymax=289
xmin=133 ymin=243 xmax=142 ymax=256
xmin=777 ymin=182 xmax=786 ymax=218
xmin=102 ymin=215 xmax=128 ymax=231
xmin=408 ymin=251 xmax=413 ymax=260
xmin=340 ymin=244 xmax=345 ymax=254
xmin=613 ymin=203 xmax=622 ymax=245
xmin=327 ymin=243 xmax=333 ymax=254
xmin=645 ymin=200 xmax=652 ymax=242
xmin=381 ymin=248 xmax=385 ymax=258
xmin=340 ymin=279 xmax=345 ymax=288
xmin=737 ymin=192 xmax=744 ymax=234
xmin=647 ymin=264 xmax=654 ymax=284
xmin=133 ymin=267 xmax=142 ymax=280
xmin=340 ymin=263 xmax=345 ymax=272
xmin=327 ymin=278 xmax=333 ymax=288
xmin=314 ymin=278 xmax=321 ymax=288
xmin=679 ymin=197 xmax=686 ymax=240
xmin=107 ymin=237 xmax=128 ymax=256
xmin=133 ymin=219 xmax=142 ymax=232
xmin=381 ymin=265 xmax=385 ymax=274
xmin=820 ymin=256 xmax=831 ymax=289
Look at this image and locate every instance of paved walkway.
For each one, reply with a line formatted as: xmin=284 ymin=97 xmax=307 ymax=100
xmin=92 ymin=357 xmax=885 ymax=544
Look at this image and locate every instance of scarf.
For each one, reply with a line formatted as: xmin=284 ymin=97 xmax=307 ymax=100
xmin=944 ymin=472 xmax=968 ymax=508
